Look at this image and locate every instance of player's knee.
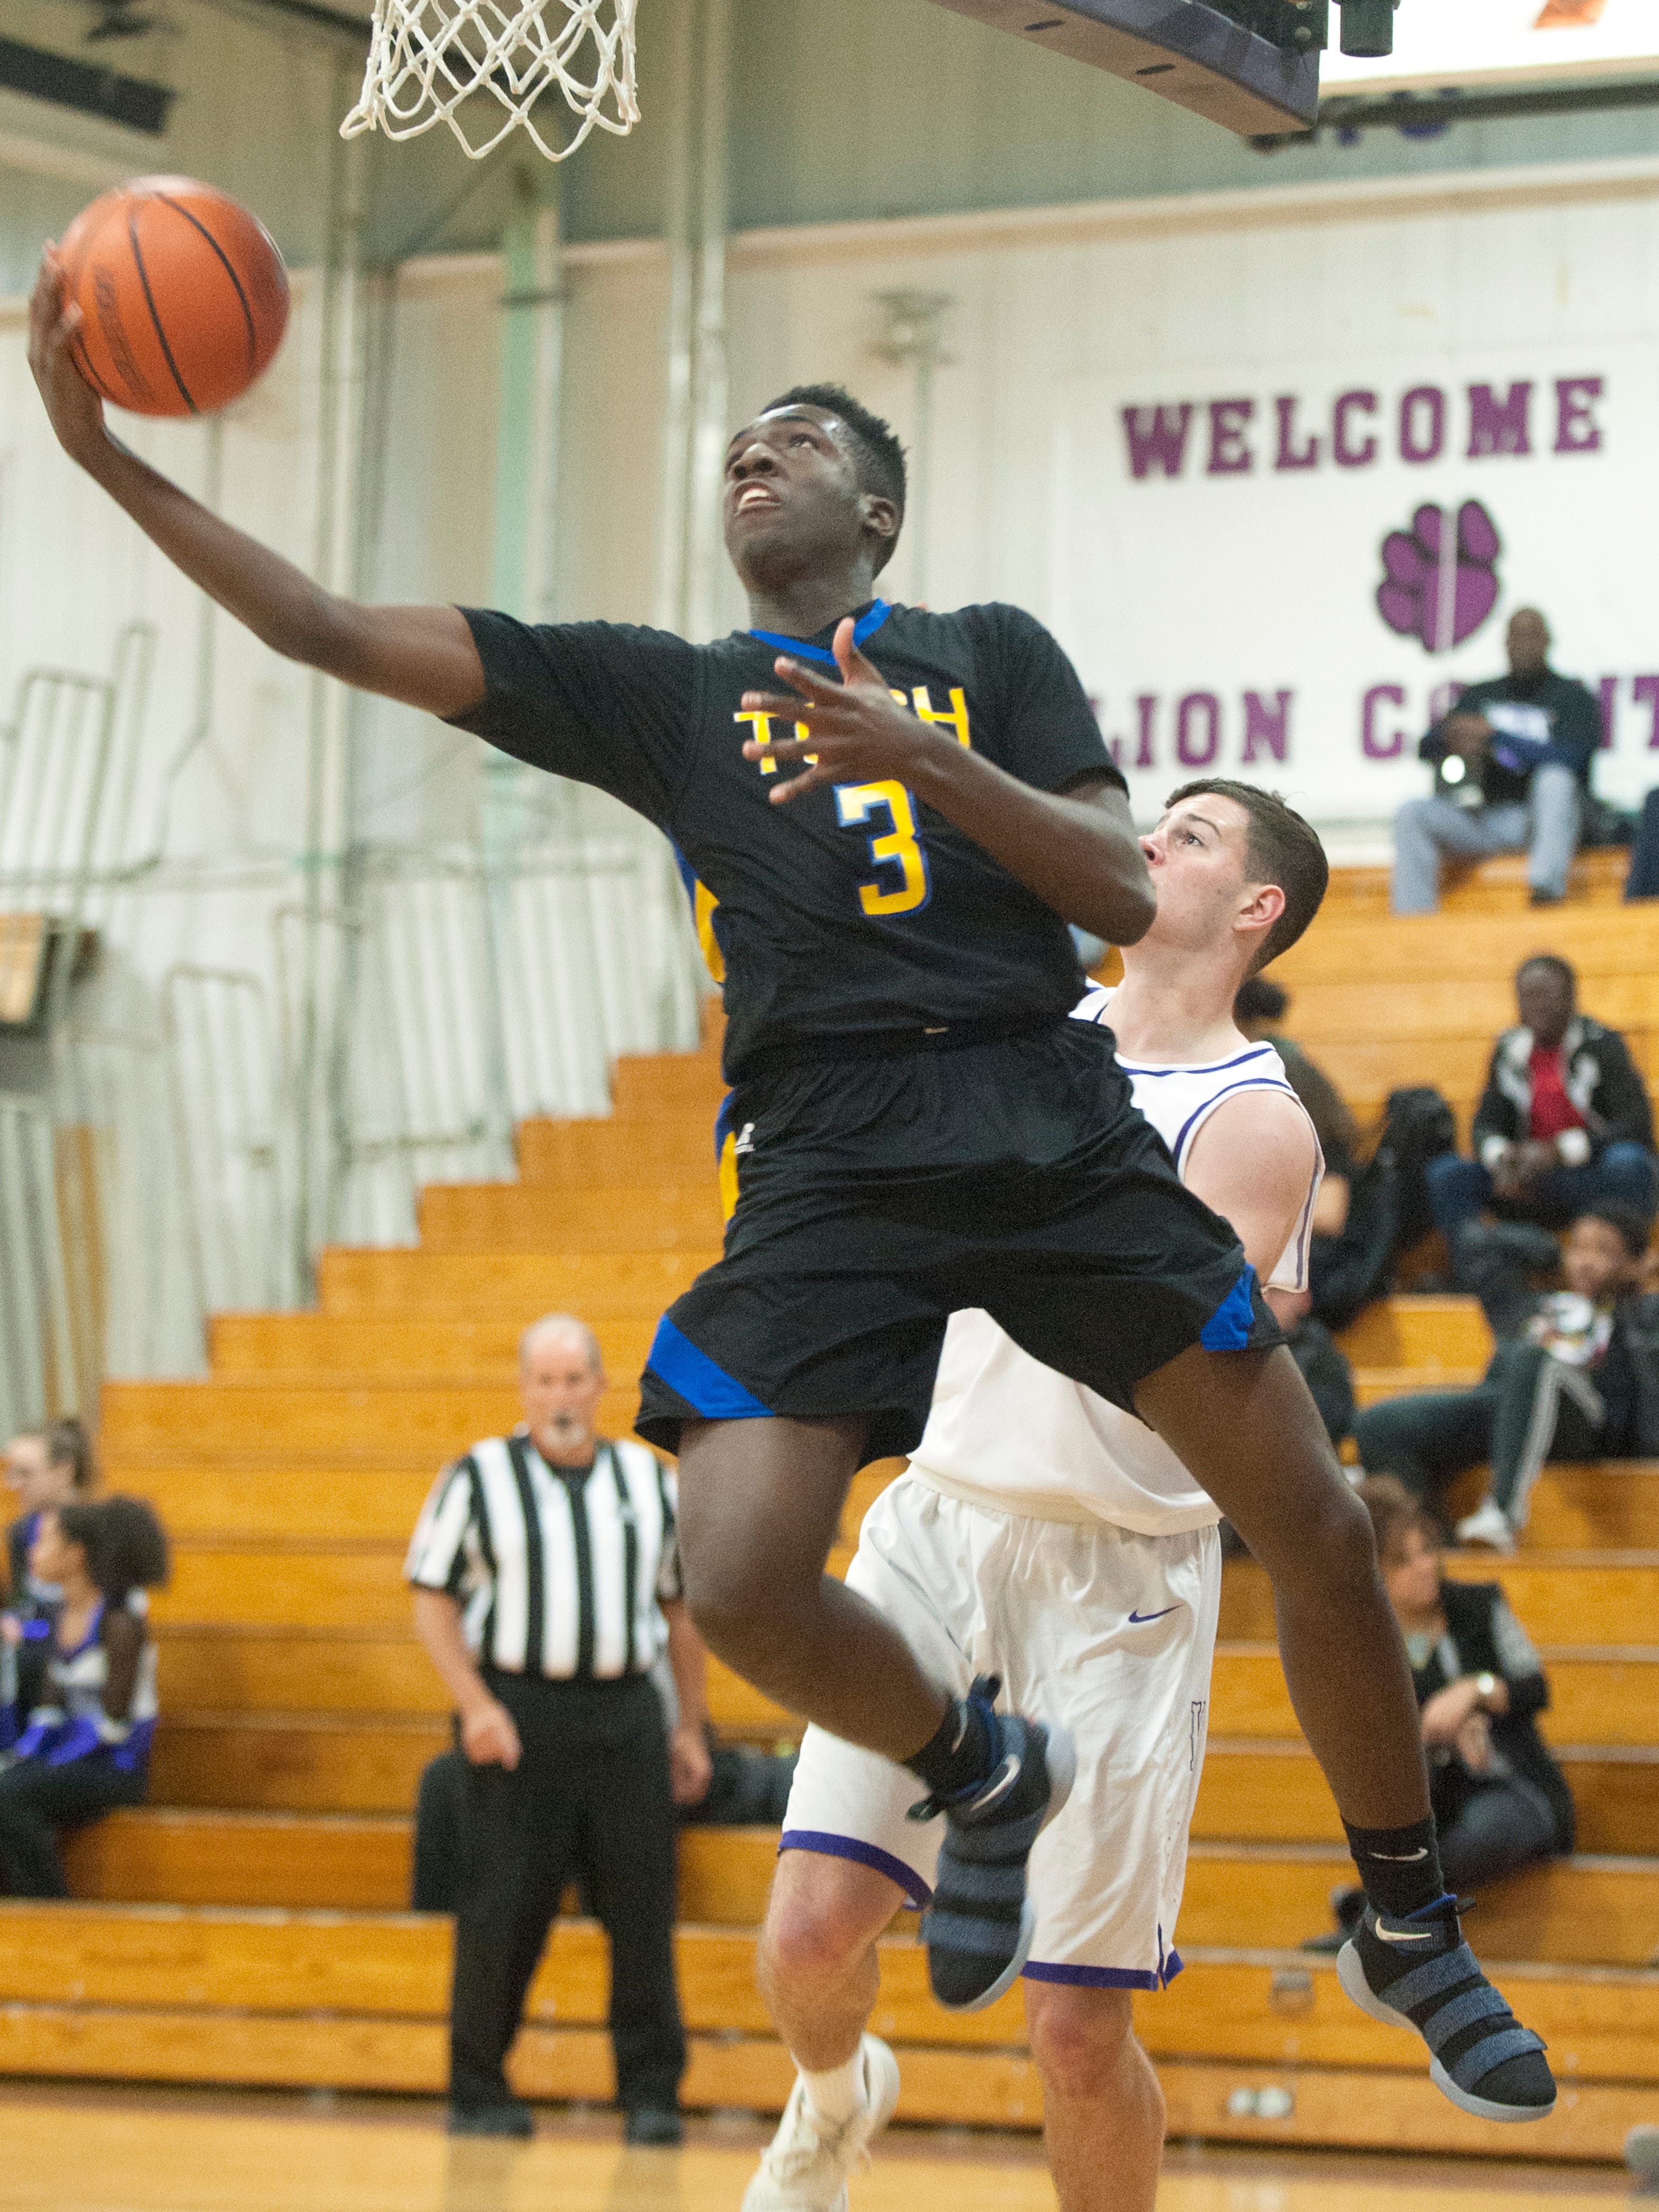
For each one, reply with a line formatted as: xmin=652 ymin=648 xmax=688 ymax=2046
xmin=682 ymin=1551 xmax=776 ymax=1665
xmin=760 ymin=1856 xmax=893 ymax=1991
xmin=1301 ymin=1473 xmax=1379 ymax=1596
xmin=762 ymin=1891 xmax=870 ymax=1987
xmin=1026 ymin=1985 xmax=1139 ymax=2102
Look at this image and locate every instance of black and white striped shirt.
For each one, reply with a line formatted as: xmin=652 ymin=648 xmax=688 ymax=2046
xmin=406 ymin=1434 xmax=683 ymax=1680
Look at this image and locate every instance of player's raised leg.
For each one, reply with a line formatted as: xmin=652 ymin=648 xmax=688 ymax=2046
xmin=673 ymin=1415 xmax=943 ymax=1756
xmin=1134 ymin=1345 xmax=1423 ymax=1830
xmin=1134 ymin=1343 xmax=1553 ymax=2121
xmin=674 ymin=1413 xmax=1074 ymax=2010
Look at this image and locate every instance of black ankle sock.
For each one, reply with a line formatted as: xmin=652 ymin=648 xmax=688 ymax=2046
xmin=1343 ymin=1816 xmax=1447 ymax=1920
xmin=905 ymin=1694 xmax=995 ymax=1801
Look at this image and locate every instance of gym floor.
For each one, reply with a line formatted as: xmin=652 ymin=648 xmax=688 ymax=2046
xmin=0 ymin=2085 xmax=1642 ymax=2211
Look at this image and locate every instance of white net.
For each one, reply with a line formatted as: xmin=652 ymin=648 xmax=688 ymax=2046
xmin=341 ymin=0 xmax=639 ymax=162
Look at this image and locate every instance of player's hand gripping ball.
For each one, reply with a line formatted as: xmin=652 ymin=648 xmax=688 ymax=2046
xmin=56 ymin=177 xmax=289 ymax=418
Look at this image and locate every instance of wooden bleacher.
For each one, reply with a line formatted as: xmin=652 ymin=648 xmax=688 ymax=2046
xmin=6 ymin=848 xmax=1658 ymax=2163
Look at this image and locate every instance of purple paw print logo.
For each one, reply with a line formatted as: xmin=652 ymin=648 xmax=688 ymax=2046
xmin=1377 ymin=500 xmax=1502 ymax=654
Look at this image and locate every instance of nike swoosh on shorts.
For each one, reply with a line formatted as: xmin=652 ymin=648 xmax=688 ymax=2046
xmin=1128 ymin=1606 xmax=1179 ymax=1625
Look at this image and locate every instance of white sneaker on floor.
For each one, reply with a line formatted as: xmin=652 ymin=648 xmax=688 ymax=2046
xmin=1455 ymin=1498 xmax=1516 ymax=1553
xmin=741 ymin=2035 xmax=902 ymax=2212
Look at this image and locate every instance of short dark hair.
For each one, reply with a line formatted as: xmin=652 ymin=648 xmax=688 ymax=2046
xmin=1355 ymin=1474 xmax=1443 ymax=1565
xmin=1518 ymin=952 xmax=1576 ymax=993
xmin=1574 ymin=1205 xmax=1650 ymax=1260
xmin=1165 ymin=779 xmax=1329 ymax=970
xmin=1233 ymin=976 xmax=1289 ymax=1026
xmin=760 ymin=383 xmax=907 ymax=571
xmin=57 ymin=1495 xmax=169 ymax=1603
xmin=45 ymin=1416 xmax=95 ymax=1492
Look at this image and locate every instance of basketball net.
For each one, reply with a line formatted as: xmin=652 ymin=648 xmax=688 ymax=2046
xmin=341 ymin=0 xmax=638 ymax=161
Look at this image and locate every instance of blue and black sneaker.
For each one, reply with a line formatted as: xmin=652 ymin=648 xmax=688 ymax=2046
xmin=1337 ymin=1895 xmax=1556 ymax=2122
xmin=911 ymin=1675 xmax=1075 ymax=2013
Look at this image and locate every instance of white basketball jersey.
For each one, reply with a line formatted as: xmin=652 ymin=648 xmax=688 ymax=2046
xmin=908 ymin=985 xmax=1323 ymax=1536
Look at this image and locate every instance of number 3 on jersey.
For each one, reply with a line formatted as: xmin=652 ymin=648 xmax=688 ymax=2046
xmin=835 ymin=780 xmax=930 ymax=917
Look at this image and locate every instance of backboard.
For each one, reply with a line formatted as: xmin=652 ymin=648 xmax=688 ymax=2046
xmin=927 ymin=0 xmax=1321 ymax=137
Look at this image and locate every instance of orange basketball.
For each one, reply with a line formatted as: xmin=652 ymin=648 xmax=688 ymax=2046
xmin=59 ymin=176 xmax=289 ymax=419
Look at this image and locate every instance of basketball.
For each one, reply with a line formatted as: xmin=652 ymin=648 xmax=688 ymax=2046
xmin=58 ymin=176 xmax=289 ymax=419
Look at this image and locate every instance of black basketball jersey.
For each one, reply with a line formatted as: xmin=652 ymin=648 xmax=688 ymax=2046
xmin=450 ymin=598 xmax=1123 ymax=1080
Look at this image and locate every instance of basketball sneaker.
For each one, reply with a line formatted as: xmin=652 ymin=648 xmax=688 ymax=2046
xmin=1337 ymin=1896 xmax=1556 ymax=2121
xmin=741 ymin=2036 xmax=901 ymax=2212
xmin=912 ymin=1675 xmax=1075 ymax=2011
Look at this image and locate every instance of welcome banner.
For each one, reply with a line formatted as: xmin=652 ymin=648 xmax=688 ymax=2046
xmin=1050 ymin=337 xmax=1659 ymax=827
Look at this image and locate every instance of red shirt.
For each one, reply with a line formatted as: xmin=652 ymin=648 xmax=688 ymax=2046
xmin=1528 ymin=1043 xmax=1585 ymax=1142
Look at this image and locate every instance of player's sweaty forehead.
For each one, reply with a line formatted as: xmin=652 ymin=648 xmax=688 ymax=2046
xmin=726 ymin=406 xmax=852 ymax=465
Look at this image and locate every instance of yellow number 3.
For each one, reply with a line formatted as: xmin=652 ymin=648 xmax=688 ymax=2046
xmin=835 ymin=780 xmax=931 ymax=917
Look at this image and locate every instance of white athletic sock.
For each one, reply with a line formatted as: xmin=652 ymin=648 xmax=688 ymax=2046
xmin=798 ymin=2045 xmax=866 ymax=2128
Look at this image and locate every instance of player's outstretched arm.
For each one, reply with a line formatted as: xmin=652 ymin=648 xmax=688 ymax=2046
xmin=1183 ymin=1088 xmax=1319 ymax=1278
xmin=741 ymin=621 xmax=1155 ymax=945
xmin=27 ymin=250 xmax=485 ymax=720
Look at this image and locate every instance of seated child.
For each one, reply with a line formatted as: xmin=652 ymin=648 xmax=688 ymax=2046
xmin=0 ymin=1496 xmax=168 ymax=1897
xmin=3 ymin=1419 xmax=98 ymax=1738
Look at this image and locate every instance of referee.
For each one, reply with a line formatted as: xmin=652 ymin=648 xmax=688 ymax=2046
xmin=408 ymin=1312 xmax=712 ymax=2141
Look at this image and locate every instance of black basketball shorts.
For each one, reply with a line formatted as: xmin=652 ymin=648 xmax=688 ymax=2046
xmin=635 ymin=1018 xmax=1281 ymax=1462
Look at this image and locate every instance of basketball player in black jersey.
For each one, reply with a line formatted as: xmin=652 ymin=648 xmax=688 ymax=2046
xmin=28 ymin=251 xmax=1552 ymax=2116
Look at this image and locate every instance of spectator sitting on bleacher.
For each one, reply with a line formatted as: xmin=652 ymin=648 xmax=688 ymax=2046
xmin=1309 ymin=1477 xmax=1571 ymax=1948
xmin=3 ymin=1419 xmax=97 ymax=1743
xmin=5 ymin=1418 xmax=95 ymax=1601
xmin=1427 ymin=954 xmax=1657 ymax=1261
xmin=1391 ymin=606 xmax=1600 ymax=914
xmin=0 ymin=1496 xmax=168 ymax=1897
xmin=1354 ymin=1207 xmax=1655 ymax=1553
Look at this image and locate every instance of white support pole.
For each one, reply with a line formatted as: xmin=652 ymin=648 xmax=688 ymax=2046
xmin=654 ymin=0 xmax=699 ymax=636
xmin=683 ymin=0 xmax=732 ymax=645
xmin=293 ymin=91 xmax=369 ymax=1294
xmin=476 ymin=165 xmax=571 ymax=1160
xmin=872 ymin=292 xmax=955 ymax=609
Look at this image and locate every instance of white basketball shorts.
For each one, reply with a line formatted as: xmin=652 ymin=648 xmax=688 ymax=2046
xmin=781 ymin=1472 xmax=1221 ymax=1989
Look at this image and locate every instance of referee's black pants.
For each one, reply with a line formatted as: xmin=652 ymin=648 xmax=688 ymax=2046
xmin=448 ymin=1669 xmax=686 ymax=2115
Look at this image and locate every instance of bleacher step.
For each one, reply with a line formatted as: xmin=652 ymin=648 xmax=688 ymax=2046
xmin=136 ymin=1708 xmax=1658 ymax=1849
xmin=1210 ymin=1640 xmax=1659 ymax=1745
xmin=315 ymin=1247 xmax=713 ymax=1319
xmin=0 ymin=1903 xmax=1651 ymax=2160
xmin=1198 ymin=1737 xmax=1657 ymax=1856
xmin=418 ymin=1183 xmax=722 ymax=1253
xmin=207 ymin=1312 xmax=660 ymax=1382
xmin=148 ymin=1628 xmax=792 ymax=1735
xmin=56 ymin=1813 xmax=1659 ymax=1969
xmin=1220 ymin=1552 xmax=1659 ymax=1647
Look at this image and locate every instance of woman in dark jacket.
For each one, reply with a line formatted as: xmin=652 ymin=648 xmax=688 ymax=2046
xmin=1311 ymin=1476 xmax=1571 ymax=1944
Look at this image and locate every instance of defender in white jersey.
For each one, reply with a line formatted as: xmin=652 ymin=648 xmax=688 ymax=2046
xmin=745 ymin=783 xmax=1327 ymax=2212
